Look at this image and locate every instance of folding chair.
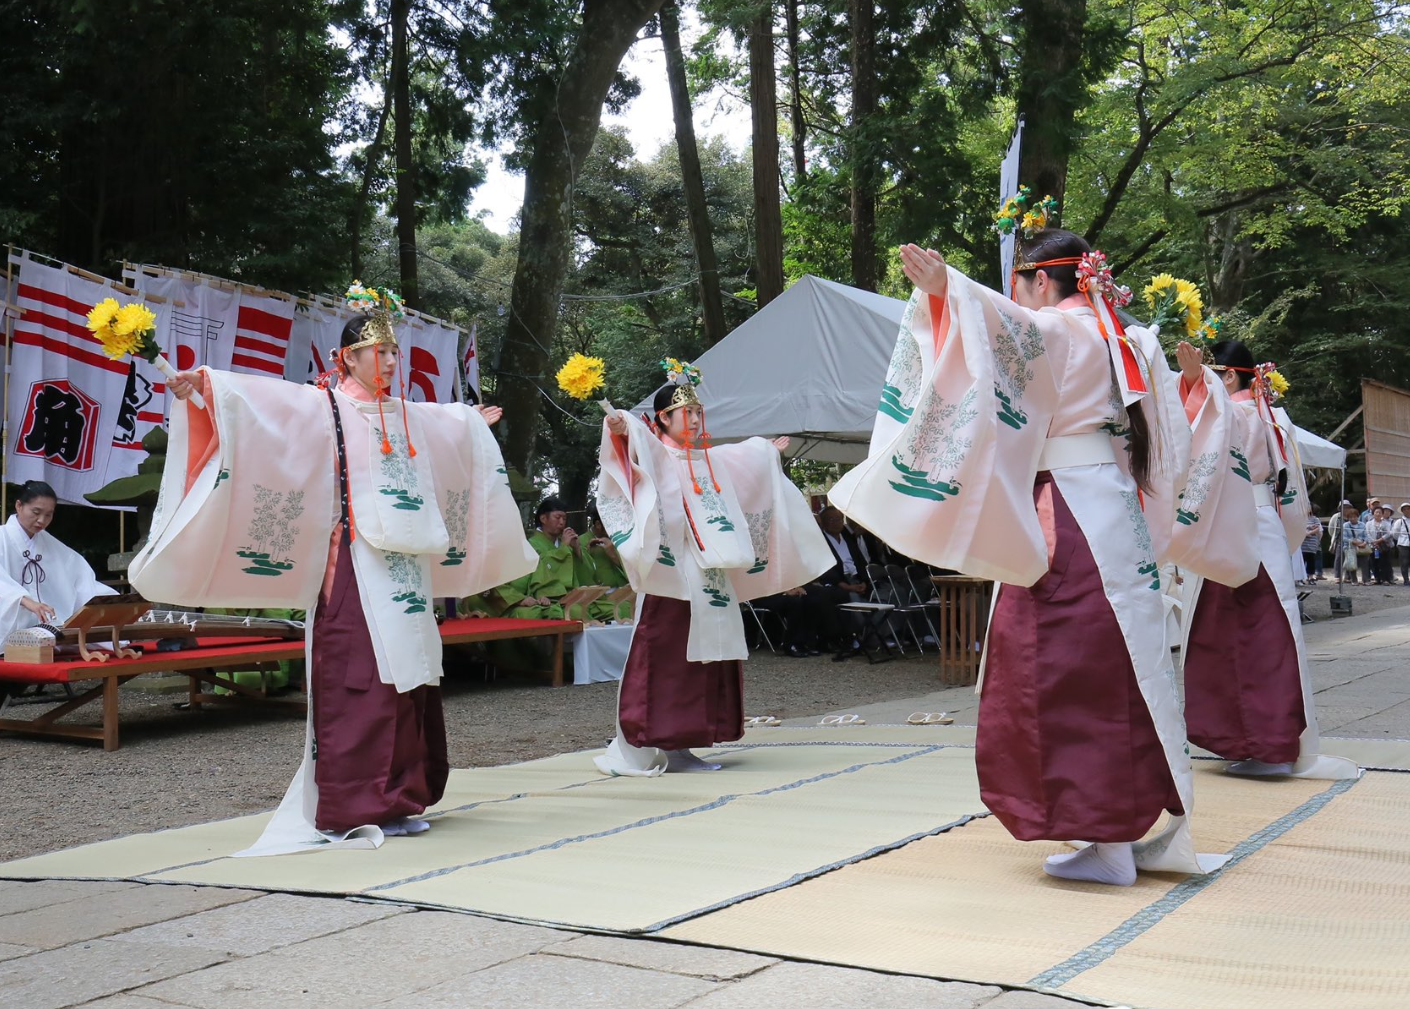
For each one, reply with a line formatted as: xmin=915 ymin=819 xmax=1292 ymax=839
xmin=889 ymin=562 xmax=940 ymax=648
xmin=742 ymin=601 xmax=786 ymax=653
xmin=866 ymin=562 xmax=927 ymax=654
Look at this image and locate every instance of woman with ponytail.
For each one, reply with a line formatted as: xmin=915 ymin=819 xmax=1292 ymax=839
xmin=1173 ymin=338 xmax=1355 ymax=780
xmin=831 ymin=206 xmax=1230 ymax=886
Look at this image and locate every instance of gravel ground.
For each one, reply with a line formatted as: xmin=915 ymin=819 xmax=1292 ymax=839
xmin=1 ymin=576 xmax=1403 ymax=864
xmin=0 ymin=644 xmax=941 ymax=863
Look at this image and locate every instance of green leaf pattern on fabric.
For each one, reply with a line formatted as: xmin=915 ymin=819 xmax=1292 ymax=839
xmin=744 ymin=508 xmax=773 ymax=574
xmin=1122 ymin=488 xmax=1161 ymax=590
xmin=238 ymin=486 xmax=305 ymax=576
xmin=384 ymin=550 xmax=427 ymax=613
xmin=1177 ymin=450 xmax=1219 ymax=525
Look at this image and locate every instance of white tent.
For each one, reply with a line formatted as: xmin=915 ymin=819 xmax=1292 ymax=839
xmin=638 ymin=274 xmax=1350 ymax=471
xmin=1293 ymin=425 xmax=1346 ymax=470
xmin=633 ymin=275 xmax=903 ymax=463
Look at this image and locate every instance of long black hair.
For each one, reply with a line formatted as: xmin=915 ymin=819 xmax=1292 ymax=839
xmin=1019 ymin=228 xmax=1154 ymax=493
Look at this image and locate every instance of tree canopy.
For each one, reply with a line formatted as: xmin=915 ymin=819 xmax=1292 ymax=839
xmin=2 ymin=0 xmax=1406 ymax=507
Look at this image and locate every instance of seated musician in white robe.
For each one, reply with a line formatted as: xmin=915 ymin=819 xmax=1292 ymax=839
xmin=0 ymin=480 xmax=116 ymax=637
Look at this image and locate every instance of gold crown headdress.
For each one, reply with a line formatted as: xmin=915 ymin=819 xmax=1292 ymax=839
xmin=660 ymin=356 xmax=703 ymax=414
xmin=334 ymin=281 xmax=404 ymax=361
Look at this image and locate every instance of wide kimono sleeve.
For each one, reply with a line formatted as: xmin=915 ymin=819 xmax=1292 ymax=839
xmin=129 ymin=369 xmax=339 ymax=609
xmin=596 ymin=411 xmax=675 ymax=597
xmin=705 ymin=439 xmax=835 ymax=600
xmin=404 ymin=401 xmax=537 ymax=599
xmin=1120 ymin=325 xmax=1190 ymax=569
xmin=1272 ymin=406 xmax=1312 ymax=549
xmin=1166 ymin=365 xmax=1260 ymax=586
xmin=828 ymin=269 xmax=1060 ymax=586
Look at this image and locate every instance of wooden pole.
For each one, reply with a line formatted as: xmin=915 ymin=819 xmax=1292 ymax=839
xmin=2 ymin=245 xmax=15 ymax=519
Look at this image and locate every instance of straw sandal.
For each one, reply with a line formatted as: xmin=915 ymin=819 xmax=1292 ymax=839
xmin=820 ymin=714 xmax=866 ymax=726
xmin=906 ymin=712 xmax=955 ymax=725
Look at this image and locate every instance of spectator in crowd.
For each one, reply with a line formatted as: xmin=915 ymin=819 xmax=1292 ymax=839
xmin=1393 ymin=503 xmax=1410 ymax=586
xmin=1360 ymin=496 xmax=1381 ymax=525
xmin=1300 ymin=512 xmax=1324 ymax=583
xmin=1335 ymin=502 xmax=1367 ymax=583
xmin=1369 ymin=505 xmax=1396 ymax=585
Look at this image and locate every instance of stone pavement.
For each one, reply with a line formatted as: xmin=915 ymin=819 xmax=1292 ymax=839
xmin=2 ymin=605 xmax=1405 ymax=1009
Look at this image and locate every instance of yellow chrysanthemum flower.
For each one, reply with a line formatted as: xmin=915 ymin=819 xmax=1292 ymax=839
xmin=87 ymin=298 xmax=121 ymax=336
xmin=112 ymin=302 xmax=156 ymax=338
xmin=97 ymin=329 xmax=143 ymax=361
xmin=1268 ymin=370 xmax=1290 ymax=396
xmin=556 ymin=353 xmax=607 ymax=401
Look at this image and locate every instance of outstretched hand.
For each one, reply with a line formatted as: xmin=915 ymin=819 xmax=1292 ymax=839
xmin=1175 ymin=342 xmax=1204 ymax=385
xmin=771 ymin=436 xmax=790 ymax=454
xmin=899 ymin=244 xmax=948 ymax=298
xmin=476 ymin=404 xmax=503 ymax=426
xmin=606 ymin=413 xmax=628 ymax=436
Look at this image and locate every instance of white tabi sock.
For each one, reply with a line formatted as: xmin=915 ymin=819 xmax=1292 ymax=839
xmin=379 ymin=820 xmax=409 ymax=838
xmin=1225 ymin=759 xmax=1295 ymax=777
xmin=398 ymin=818 xmax=431 ymax=834
xmin=594 ymin=730 xmax=668 ymax=777
xmin=665 ymin=749 xmax=723 ymax=772
xmin=1043 ymin=842 xmax=1137 ymax=886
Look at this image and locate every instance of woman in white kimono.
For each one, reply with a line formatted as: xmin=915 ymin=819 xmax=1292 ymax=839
xmin=0 ymin=481 xmax=116 ymax=636
xmin=148 ymin=301 xmax=535 ymax=855
xmin=593 ymin=361 xmax=834 ymax=776
xmin=832 ymin=229 xmax=1229 ymax=886
xmin=1173 ymin=339 xmax=1356 ymax=780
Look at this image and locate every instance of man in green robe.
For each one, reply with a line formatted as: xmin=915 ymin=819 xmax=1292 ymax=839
xmin=466 ymin=497 xmax=609 ymax=620
xmin=585 ymin=507 xmax=632 ymax=620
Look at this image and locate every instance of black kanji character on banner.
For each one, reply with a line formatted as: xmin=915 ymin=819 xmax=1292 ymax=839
xmin=114 ymin=363 xmax=155 ymax=445
xmin=16 ymin=380 xmax=101 ymax=470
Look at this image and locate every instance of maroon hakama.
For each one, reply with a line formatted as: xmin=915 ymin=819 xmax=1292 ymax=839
xmin=311 ymin=533 xmax=449 ymax=832
xmin=1182 ymin=568 xmax=1305 ymax=764
xmin=618 ymin=595 xmax=745 ymax=750
xmin=975 ymin=474 xmax=1183 ymax=843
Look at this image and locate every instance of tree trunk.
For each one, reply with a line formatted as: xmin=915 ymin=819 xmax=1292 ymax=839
xmin=1014 ymin=0 xmax=1086 ymax=209
xmin=749 ymin=3 xmax=785 ymax=308
xmin=849 ymin=0 xmax=877 ymax=291
xmin=351 ymin=84 xmax=392 ymax=280
xmin=496 ymin=0 xmax=668 ymax=479
xmin=390 ymin=0 xmax=419 ymax=306
xmin=785 ymin=0 xmax=806 ymax=180
xmin=661 ymin=0 xmax=727 ymax=346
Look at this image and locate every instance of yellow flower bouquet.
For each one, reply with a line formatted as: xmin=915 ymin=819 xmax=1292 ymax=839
xmin=87 ymin=297 xmax=205 ymax=408
xmin=555 ymin=352 xmax=606 ymax=401
xmin=1143 ymin=275 xmax=1204 ymax=339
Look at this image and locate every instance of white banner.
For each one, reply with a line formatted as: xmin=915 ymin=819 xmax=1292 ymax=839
xmin=124 ymin=268 xmax=296 ymax=381
xmin=999 ymin=116 xmax=1024 ymax=299
xmin=397 ymin=318 xmax=458 ymax=404
xmin=462 ymin=321 xmax=480 ymax=404
xmin=5 ymin=254 xmax=169 ymax=503
xmin=286 ymin=301 xmax=346 ymax=386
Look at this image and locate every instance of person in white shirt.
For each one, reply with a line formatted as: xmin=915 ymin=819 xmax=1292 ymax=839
xmin=0 ymin=480 xmax=116 ymax=637
xmin=1389 ymin=503 xmax=1410 ymax=585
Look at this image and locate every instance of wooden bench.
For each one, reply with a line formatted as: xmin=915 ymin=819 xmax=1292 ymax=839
xmin=0 ymin=615 xmax=580 ymax=750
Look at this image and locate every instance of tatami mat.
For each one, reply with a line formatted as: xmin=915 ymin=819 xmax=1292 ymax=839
xmin=0 ymin=730 xmax=985 ymax=932
xmin=663 ymin=767 xmax=1409 ymax=1009
xmin=5 ymin=727 xmax=1404 ymax=1007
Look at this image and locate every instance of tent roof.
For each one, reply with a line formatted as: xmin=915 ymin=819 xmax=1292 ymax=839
xmin=635 ymin=274 xmax=1350 ymax=471
xmin=1294 ymin=425 xmax=1346 ymax=470
xmin=633 ymin=275 xmax=903 ymax=462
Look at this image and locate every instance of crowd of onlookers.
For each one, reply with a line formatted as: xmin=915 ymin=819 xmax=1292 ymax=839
xmin=1307 ymin=496 xmax=1410 ymax=586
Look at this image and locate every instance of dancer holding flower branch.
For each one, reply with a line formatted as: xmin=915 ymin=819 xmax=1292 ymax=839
xmin=133 ymin=282 xmax=534 ymax=855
